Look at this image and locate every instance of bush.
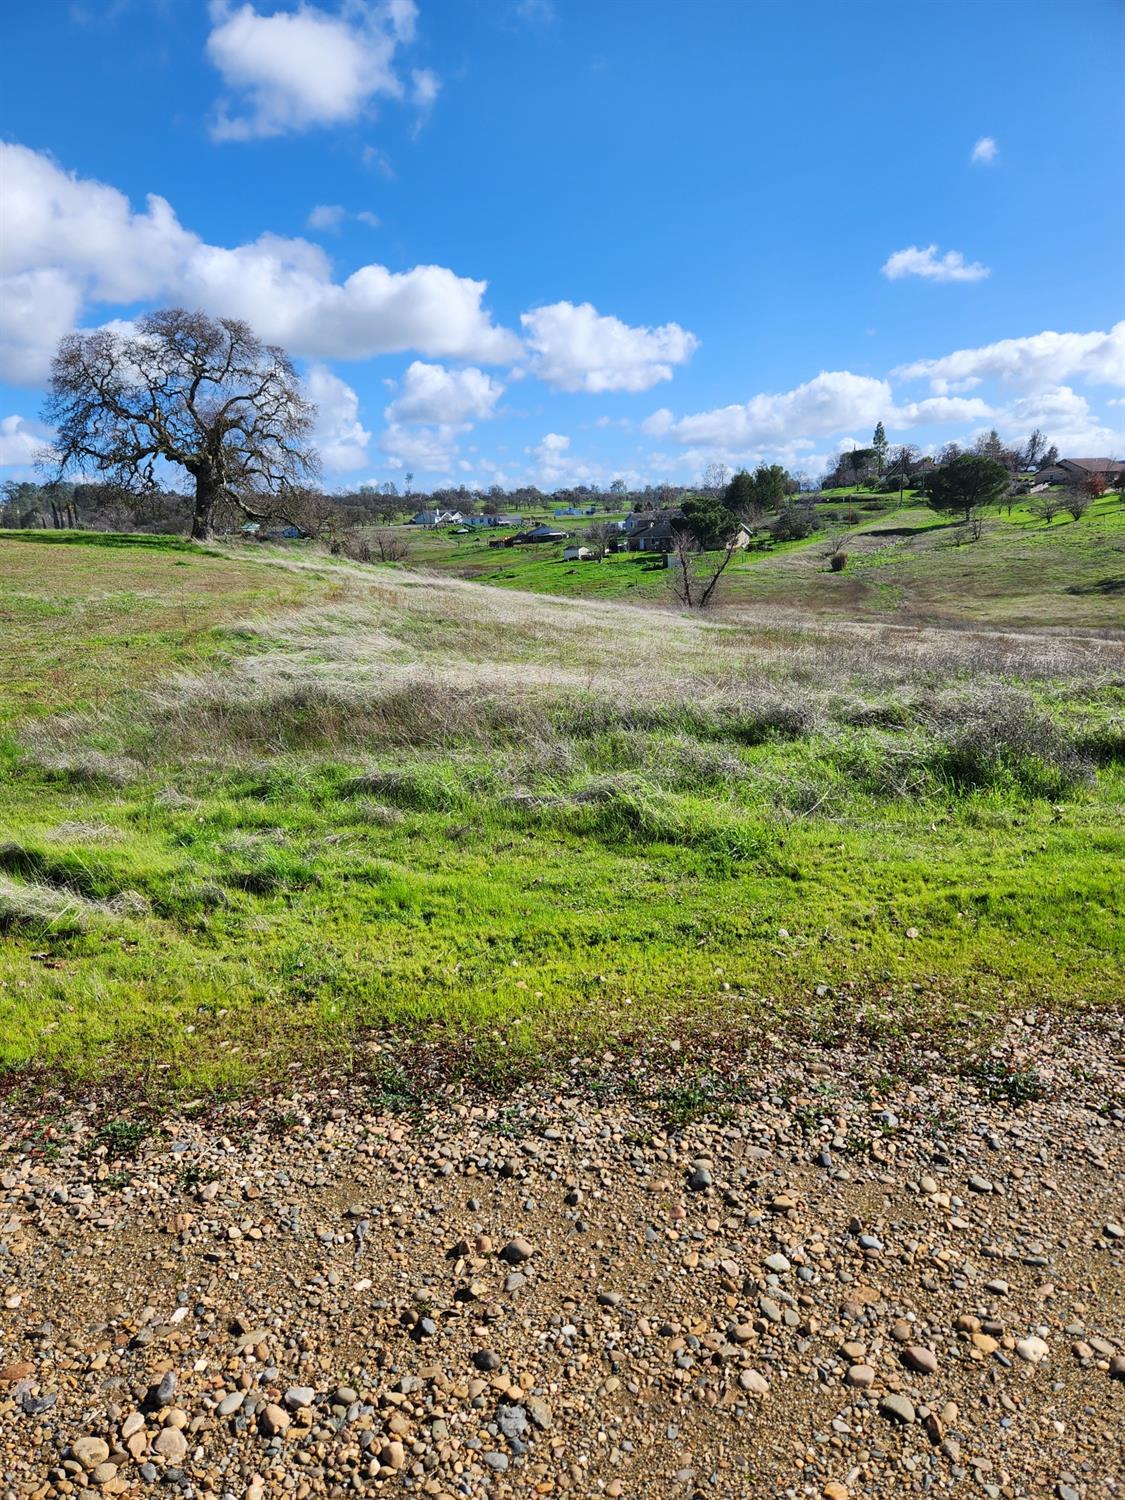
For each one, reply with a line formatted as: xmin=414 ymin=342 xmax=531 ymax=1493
xmin=769 ymin=502 xmax=817 ymax=542
xmin=924 ymin=690 xmax=1091 ymax=797
xmin=829 ymin=552 xmax=848 ymax=572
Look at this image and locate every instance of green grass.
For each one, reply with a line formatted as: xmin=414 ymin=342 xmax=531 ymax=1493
xmin=392 ymin=492 xmax=1125 ymax=630
xmin=0 ymin=533 xmax=1122 ymax=1095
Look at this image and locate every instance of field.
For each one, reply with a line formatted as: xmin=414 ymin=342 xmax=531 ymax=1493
xmin=0 ymin=529 xmax=1122 ymax=1095
xmin=392 ymin=491 xmax=1125 ymax=630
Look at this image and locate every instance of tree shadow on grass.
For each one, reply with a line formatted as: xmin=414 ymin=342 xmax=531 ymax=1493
xmin=1064 ymin=577 xmax=1125 ymax=596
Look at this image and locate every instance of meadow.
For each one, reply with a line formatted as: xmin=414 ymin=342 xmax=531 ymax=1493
xmin=0 ymin=528 xmax=1122 ymax=1095
xmin=394 ymin=490 xmax=1125 ymax=629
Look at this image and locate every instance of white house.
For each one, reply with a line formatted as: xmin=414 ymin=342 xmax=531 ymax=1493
xmin=410 ymin=508 xmax=464 ymax=527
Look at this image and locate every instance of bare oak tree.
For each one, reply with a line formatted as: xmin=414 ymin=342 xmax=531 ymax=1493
xmin=43 ymin=309 xmax=318 ymax=541
xmin=668 ymin=525 xmax=739 ymax=609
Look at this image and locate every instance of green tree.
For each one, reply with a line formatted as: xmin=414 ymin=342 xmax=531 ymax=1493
xmin=926 ymin=454 xmax=1009 ymax=523
xmin=872 ymin=421 xmax=888 ymax=477
xmin=679 ymin=494 xmax=738 ymax=550
xmin=751 ymin=464 xmax=791 ymax=507
xmin=723 ymin=469 xmax=757 ymax=512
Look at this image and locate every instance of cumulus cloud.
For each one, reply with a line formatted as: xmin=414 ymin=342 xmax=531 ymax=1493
xmin=528 ymin=432 xmax=586 ymax=485
xmin=0 ymin=414 xmax=50 ymax=469
xmin=653 ymin=371 xmax=893 ymax=453
xmin=304 ymin=364 xmax=371 ymax=470
xmin=384 ymin=361 xmax=504 ymax=425
xmin=971 ymin=136 xmax=998 ymax=164
xmin=0 ymin=142 xmax=520 ymax=383
xmin=995 ymin=386 xmax=1124 ymax=456
xmin=881 ymin=244 xmax=990 ymax=283
xmin=895 ymin=322 xmax=1125 ymax=393
xmin=379 ymin=421 xmax=462 ymax=473
xmin=892 ymin=395 xmax=995 ymax=425
xmin=520 ymin=301 xmax=699 ymax=393
xmin=206 ymin=0 xmax=430 ymax=141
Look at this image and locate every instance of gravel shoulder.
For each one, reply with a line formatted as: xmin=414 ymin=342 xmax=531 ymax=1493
xmin=1 ymin=1018 xmax=1123 ymax=1500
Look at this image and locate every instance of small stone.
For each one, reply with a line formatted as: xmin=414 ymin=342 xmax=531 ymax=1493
xmin=764 ymin=1253 xmax=791 ymax=1273
xmin=497 ymin=1404 xmax=528 ymax=1440
xmin=153 ymin=1371 xmax=177 ymax=1406
xmin=739 ymin=1368 xmax=768 ymax=1394
xmin=473 ymin=1349 xmax=502 ymax=1372
xmin=901 ymin=1345 xmax=938 ymax=1375
xmin=880 ymin=1394 xmax=916 ymax=1425
xmin=483 ymin=1452 xmax=509 ymax=1472
xmin=687 ymin=1165 xmax=713 ymax=1192
xmin=500 ymin=1236 xmax=535 ymax=1265
xmin=153 ymin=1427 xmax=188 ymax=1463
xmin=258 ymin=1404 xmax=290 ymax=1437
xmin=72 ymin=1438 xmax=110 ymax=1471
xmin=846 ymin=1365 xmax=875 ymax=1388
xmin=381 ymin=1440 xmax=405 ymax=1470
xmin=1016 ymin=1336 xmax=1049 ymax=1364
xmin=968 ymin=1175 xmax=993 ymax=1194
xmin=525 ymin=1395 xmax=553 ymax=1430
xmin=1104 ymin=1222 xmax=1124 ymax=1239
xmin=284 ymin=1386 xmax=315 ymax=1410
xmin=91 ymin=1463 xmax=118 ymax=1486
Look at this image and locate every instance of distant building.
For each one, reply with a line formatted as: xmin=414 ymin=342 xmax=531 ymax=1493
xmin=463 ymin=513 xmax=524 ymax=528
xmin=517 ymin=524 xmax=568 ymax=543
xmin=410 ymin=508 xmax=464 ymax=526
xmin=562 ymin=544 xmax=594 ymax=561
xmin=1036 ymin=458 xmax=1125 ymax=490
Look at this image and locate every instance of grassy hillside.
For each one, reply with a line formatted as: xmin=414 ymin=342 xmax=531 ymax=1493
xmin=394 ymin=492 xmax=1125 ymax=630
xmin=0 ymin=533 xmax=1122 ymax=1094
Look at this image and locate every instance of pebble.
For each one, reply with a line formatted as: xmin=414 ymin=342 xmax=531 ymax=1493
xmin=1 ymin=1021 xmax=1120 ymax=1500
xmin=1016 ymin=1336 xmax=1050 ymax=1364
xmin=879 ymin=1394 xmax=916 ymax=1425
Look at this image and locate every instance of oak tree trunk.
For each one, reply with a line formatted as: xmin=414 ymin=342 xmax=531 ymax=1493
xmin=191 ymin=472 xmax=219 ymax=541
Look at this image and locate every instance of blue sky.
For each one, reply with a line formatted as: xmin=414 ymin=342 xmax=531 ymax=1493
xmin=2 ymin=0 xmax=1123 ymax=492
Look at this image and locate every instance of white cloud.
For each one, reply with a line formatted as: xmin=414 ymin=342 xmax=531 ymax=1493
xmin=654 ymin=371 xmax=893 ymax=453
xmin=206 ymin=0 xmax=429 ymax=141
xmin=520 ymin=300 xmax=699 ymax=393
xmin=892 ymin=395 xmax=995 ymax=425
xmin=0 ymin=142 xmax=520 ymax=383
xmin=384 ymin=361 xmax=504 ymax=425
xmin=971 ymin=136 xmax=998 ymax=164
xmin=895 ymin=322 xmax=1125 ymax=393
xmin=379 ymin=421 xmax=462 ymax=473
xmin=881 ymin=244 xmax=990 ymax=283
xmin=306 ymin=203 xmax=347 ymax=232
xmin=410 ymin=67 xmax=440 ymax=108
xmin=994 ymin=386 xmax=1124 ymax=455
xmin=0 ymin=414 xmax=50 ymax=469
xmin=305 ymin=365 xmax=371 ymax=471
xmin=0 ymin=268 xmax=85 ymax=385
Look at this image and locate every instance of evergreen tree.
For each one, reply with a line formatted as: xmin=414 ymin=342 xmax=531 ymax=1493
xmin=723 ymin=470 xmax=757 ymax=513
xmin=926 ymin=454 xmax=1008 ymax=523
xmin=872 ymin=421 xmax=888 ymax=477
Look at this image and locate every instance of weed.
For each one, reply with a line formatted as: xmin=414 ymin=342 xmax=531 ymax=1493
xmin=96 ymin=1118 xmax=154 ymax=1160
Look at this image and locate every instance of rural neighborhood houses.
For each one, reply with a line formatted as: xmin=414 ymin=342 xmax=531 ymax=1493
xmin=1032 ymin=457 xmax=1125 ymax=490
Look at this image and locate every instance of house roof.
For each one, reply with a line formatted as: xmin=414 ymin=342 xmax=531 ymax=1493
xmin=1061 ymin=458 xmax=1125 ymax=473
